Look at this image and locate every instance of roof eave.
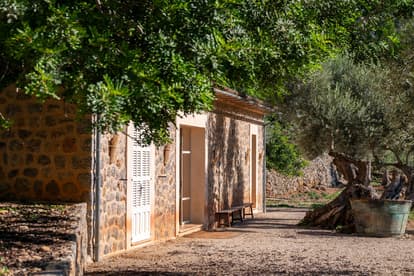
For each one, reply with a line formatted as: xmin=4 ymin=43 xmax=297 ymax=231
xmin=213 ymin=87 xmax=275 ymax=116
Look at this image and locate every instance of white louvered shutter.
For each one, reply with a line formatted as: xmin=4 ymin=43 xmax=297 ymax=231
xmin=130 ymin=126 xmax=152 ymax=242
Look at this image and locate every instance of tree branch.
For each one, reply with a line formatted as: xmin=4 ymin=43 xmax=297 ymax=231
xmin=372 ymin=161 xmax=399 ymax=168
xmin=95 ymin=0 xmax=103 ymax=12
xmin=389 ymin=147 xmax=403 ymax=164
xmin=404 ymin=146 xmax=414 ymax=165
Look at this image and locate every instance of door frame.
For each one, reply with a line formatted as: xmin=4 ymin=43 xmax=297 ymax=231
xmin=179 ymin=126 xmax=192 ymax=225
xmin=250 ymin=124 xmax=259 ymax=210
xmin=126 ymin=123 xmax=155 ymax=249
xmin=175 ymin=113 xmax=208 ymax=235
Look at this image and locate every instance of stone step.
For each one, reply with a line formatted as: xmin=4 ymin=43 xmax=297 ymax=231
xmin=178 ymin=224 xmax=204 ymax=237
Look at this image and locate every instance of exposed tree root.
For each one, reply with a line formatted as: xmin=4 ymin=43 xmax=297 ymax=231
xmin=300 ymin=184 xmax=378 ymax=231
xmin=299 ymin=151 xmax=380 ymax=231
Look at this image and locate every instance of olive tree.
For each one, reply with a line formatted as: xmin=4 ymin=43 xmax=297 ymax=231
xmin=282 ymin=49 xmax=414 ymax=229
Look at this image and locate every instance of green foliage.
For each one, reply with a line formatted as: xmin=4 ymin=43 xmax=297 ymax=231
xmin=0 ymin=257 xmax=8 ymax=276
xmin=265 ymin=201 xmax=298 ymax=209
xmin=0 ymin=116 xmax=11 ymax=129
xmin=266 ymin=121 xmax=306 ymax=176
xmin=322 ymin=190 xmax=342 ymax=201
xmin=284 ymin=54 xmax=392 ymax=159
xmin=266 ymin=188 xmax=344 ymax=208
xmin=0 ymin=0 xmax=413 ymax=143
xmin=306 ymin=191 xmax=321 ymax=200
xmin=49 ymin=204 xmax=66 ymax=211
xmin=409 ymin=210 xmax=414 ymax=222
xmin=282 ymin=17 xmax=414 ymax=170
xmin=310 ymin=203 xmax=325 ymax=210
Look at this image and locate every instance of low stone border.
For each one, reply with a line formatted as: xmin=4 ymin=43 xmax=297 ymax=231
xmin=0 ymin=202 xmax=87 ymax=276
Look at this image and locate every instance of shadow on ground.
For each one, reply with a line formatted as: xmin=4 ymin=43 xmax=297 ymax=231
xmin=85 ymin=269 xmax=367 ymax=275
xmin=266 ymin=207 xmax=310 ymax=213
xmin=85 ymin=272 xmax=188 ymax=276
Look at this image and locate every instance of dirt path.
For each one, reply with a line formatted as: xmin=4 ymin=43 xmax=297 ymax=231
xmin=86 ymin=208 xmax=414 ymax=275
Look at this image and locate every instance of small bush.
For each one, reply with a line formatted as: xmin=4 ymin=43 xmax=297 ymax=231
xmin=0 ymin=257 xmax=9 ymax=276
xmin=266 ymin=121 xmax=307 ymax=176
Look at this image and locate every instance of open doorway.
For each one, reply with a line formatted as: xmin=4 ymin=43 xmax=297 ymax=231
xmin=179 ymin=126 xmax=206 ymax=228
xmin=251 ymin=134 xmax=257 ymax=208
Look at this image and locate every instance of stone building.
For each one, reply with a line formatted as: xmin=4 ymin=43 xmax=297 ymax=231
xmin=0 ymin=84 xmax=271 ymax=260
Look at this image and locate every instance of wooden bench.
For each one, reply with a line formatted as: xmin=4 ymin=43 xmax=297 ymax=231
xmin=216 ymin=206 xmax=243 ymax=227
xmin=215 ymin=202 xmax=253 ymax=227
xmin=232 ymin=202 xmax=254 ymax=219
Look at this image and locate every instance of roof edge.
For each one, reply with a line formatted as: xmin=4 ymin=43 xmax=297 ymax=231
xmin=213 ymin=86 xmax=275 ymax=114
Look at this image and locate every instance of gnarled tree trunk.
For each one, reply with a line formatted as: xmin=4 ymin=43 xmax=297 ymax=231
xmin=380 ymin=170 xmax=405 ymax=200
xmin=392 ymin=164 xmax=414 ymax=201
xmin=300 ymin=150 xmax=379 ymax=231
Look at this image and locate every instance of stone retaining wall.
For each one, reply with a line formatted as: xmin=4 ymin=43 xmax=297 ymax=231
xmin=34 ymin=203 xmax=87 ymax=276
xmin=0 ymin=84 xmax=92 ymax=203
xmin=0 ymin=202 xmax=88 ymax=276
xmin=266 ymin=153 xmax=335 ymax=197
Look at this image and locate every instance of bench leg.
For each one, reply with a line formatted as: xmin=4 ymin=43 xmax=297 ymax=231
xmin=218 ymin=213 xmax=232 ymax=227
xmin=216 ymin=214 xmax=221 ymax=227
xmin=231 ymin=209 xmax=243 ymax=225
xmin=243 ymin=205 xmax=254 ymax=219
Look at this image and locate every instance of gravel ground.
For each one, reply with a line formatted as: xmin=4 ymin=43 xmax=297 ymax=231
xmin=86 ymin=207 xmax=414 ymax=276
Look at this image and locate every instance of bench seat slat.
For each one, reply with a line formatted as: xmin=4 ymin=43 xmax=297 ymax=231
xmin=216 ymin=202 xmax=253 ymax=227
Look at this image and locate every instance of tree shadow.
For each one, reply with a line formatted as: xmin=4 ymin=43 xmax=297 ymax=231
xmin=406 ymin=229 xmax=414 ymax=235
xmin=85 ymin=271 xmax=190 ymax=276
xmin=0 ymin=229 xmax=75 ymax=249
xmin=85 ymin=267 xmax=367 ymax=275
xmin=207 ymin=115 xmax=247 ymax=227
xmin=296 ymin=230 xmax=350 ymax=237
xmin=228 ymin=213 xmax=355 ymax=236
xmin=266 ymin=207 xmax=310 ymax=213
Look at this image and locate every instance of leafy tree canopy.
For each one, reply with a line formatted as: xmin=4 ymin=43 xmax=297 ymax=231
xmin=289 ymin=20 xmax=414 ymax=228
xmin=1 ymin=0 xmax=413 ymax=144
xmin=284 ymin=54 xmax=390 ymax=158
xmin=283 ymin=46 xmax=414 ymax=171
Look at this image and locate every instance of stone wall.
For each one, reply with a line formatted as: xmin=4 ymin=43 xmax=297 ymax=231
xmin=97 ymin=126 xmax=178 ymax=256
xmin=98 ymin=132 xmax=127 ymax=256
xmin=154 ymin=126 xmax=177 ymax=240
xmin=0 ymin=84 xmax=92 ymax=203
xmin=94 ymin=125 xmax=178 ymax=257
xmin=56 ymin=202 xmax=87 ymax=276
xmin=266 ymin=153 xmax=334 ymax=197
xmin=207 ymin=111 xmax=265 ymax=229
xmin=0 ymin=84 xmax=268 ymax=259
